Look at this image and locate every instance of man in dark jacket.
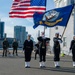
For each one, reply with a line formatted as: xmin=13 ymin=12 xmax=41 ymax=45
xmin=37 ymin=32 xmax=50 ymax=68
xmin=23 ymin=34 xmax=33 ymax=68
xmin=12 ymin=39 xmax=18 ymax=56
xmin=2 ymin=38 xmax=9 ymax=57
xmin=70 ymin=36 xmax=75 ymax=67
xmin=53 ymin=33 xmax=62 ymax=68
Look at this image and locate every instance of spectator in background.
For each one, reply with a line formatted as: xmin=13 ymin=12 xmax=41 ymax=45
xmin=12 ymin=39 xmax=18 ymax=56
xmin=2 ymin=38 xmax=9 ymax=57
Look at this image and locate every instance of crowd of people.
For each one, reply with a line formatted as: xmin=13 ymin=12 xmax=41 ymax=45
xmin=1 ymin=32 xmax=75 ymax=68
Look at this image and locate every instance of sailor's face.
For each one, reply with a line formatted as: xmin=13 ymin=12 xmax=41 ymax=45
xmin=28 ymin=36 xmax=31 ymax=40
xmin=55 ymin=34 xmax=59 ymax=38
xmin=73 ymin=36 xmax=75 ymax=40
xmin=41 ymin=33 xmax=44 ymax=36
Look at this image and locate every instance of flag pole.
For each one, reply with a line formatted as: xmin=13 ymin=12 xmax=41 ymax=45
xmin=61 ymin=27 xmax=67 ymax=39
xmin=44 ymin=26 xmax=46 ymax=35
xmin=61 ymin=2 xmax=74 ymax=39
xmin=60 ymin=26 xmax=67 ymax=57
xmin=43 ymin=0 xmax=47 ymax=36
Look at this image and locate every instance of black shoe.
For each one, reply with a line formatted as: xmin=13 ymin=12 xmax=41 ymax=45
xmin=43 ymin=66 xmax=46 ymax=68
xmin=25 ymin=66 xmax=28 ymax=68
xmin=56 ymin=66 xmax=60 ymax=68
xmin=25 ymin=66 xmax=30 ymax=68
xmin=28 ymin=66 xmax=30 ymax=68
xmin=73 ymin=66 xmax=75 ymax=68
xmin=40 ymin=66 xmax=43 ymax=68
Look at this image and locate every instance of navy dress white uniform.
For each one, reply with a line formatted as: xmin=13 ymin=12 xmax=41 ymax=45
xmin=38 ymin=36 xmax=50 ymax=68
xmin=23 ymin=35 xmax=33 ymax=68
xmin=70 ymin=36 xmax=75 ymax=67
xmin=53 ymin=33 xmax=62 ymax=68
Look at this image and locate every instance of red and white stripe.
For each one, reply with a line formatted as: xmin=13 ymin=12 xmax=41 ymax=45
xmin=9 ymin=0 xmax=46 ymax=18
xmin=11 ymin=0 xmax=20 ymax=9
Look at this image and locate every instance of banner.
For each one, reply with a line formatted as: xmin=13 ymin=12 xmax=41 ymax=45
xmin=33 ymin=4 xmax=74 ymax=28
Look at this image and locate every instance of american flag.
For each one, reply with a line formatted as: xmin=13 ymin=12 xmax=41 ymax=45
xmin=9 ymin=0 xmax=46 ymax=18
xmin=11 ymin=0 xmax=20 ymax=10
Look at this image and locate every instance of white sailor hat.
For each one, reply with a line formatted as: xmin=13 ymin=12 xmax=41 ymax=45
xmin=27 ymin=34 xmax=31 ymax=37
xmin=55 ymin=33 xmax=59 ymax=35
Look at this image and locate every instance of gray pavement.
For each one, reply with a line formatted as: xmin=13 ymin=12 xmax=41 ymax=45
xmin=0 ymin=51 xmax=75 ymax=75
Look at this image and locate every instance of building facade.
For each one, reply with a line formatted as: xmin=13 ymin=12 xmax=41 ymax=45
xmin=14 ymin=26 xmax=27 ymax=47
xmin=50 ymin=0 xmax=74 ymax=54
xmin=0 ymin=21 xmax=4 ymax=39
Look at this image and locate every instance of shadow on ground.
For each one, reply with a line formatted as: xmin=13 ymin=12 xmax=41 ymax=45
xmin=31 ymin=67 xmax=75 ymax=73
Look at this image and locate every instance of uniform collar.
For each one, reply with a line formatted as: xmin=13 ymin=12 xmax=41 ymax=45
xmin=27 ymin=39 xmax=30 ymax=41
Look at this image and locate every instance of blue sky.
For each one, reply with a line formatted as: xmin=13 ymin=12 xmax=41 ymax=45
xmin=0 ymin=0 xmax=55 ymax=40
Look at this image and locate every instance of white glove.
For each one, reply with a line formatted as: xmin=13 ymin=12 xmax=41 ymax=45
xmin=58 ymin=40 xmax=62 ymax=43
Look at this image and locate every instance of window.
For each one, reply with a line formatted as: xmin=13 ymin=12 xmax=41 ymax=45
xmin=63 ymin=37 xmax=67 ymax=47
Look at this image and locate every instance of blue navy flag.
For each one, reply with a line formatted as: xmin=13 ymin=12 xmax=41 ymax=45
xmin=33 ymin=4 xmax=74 ymax=29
